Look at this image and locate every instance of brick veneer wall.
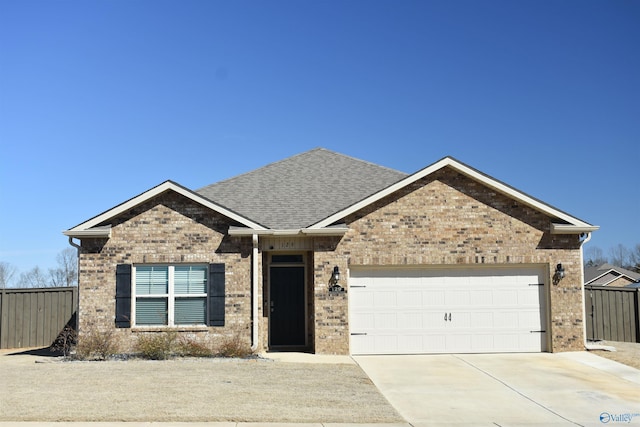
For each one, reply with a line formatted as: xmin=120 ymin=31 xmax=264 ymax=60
xmin=78 ymin=168 xmax=587 ymax=356
xmin=77 ymin=191 xmax=255 ymax=353
xmin=312 ymin=168 xmax=585 ymax=354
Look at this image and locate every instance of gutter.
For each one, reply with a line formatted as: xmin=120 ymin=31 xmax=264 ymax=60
xmin=578 ymin=232 xmax=612 ymax=352
xmin=63 ymin=225 xmax=112 ymax=238
xmin=251 ymin=234 xmax=259 ymax=352
xmin=228 ymin=226 xmax=348 ymax=237
xmin=550 ymin=223 xmax=599 ymax=234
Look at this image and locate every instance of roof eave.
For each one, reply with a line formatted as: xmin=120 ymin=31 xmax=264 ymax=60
xmin=63 ymin=227 xmax=112 ymax=238
xmin=63 ymin=181 xmax=267 ymax=238
xmin=228 ymin=226 xmax=349 ymax=237
xmin=311 ymin=157 xmax=599 ymax=231
xmin=550 ymin=224 xmax=600 ymax=234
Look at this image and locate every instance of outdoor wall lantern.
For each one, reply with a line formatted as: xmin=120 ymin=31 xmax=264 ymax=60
xmin=329 ymin=266 xmax=344 ymax=293
xmin=555 ymin=263 xmax=565 ymax=280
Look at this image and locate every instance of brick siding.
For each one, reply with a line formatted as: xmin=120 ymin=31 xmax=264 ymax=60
xmin=77 ymin=168 xmax=586 ymax=355
xmin=77 ymin=191 xmax=255 ymax=353
xmin=312 ymin=168 xmax=585 ymax=353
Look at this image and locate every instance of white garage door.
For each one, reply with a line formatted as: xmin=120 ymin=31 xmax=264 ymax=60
xmin=349 ymin=266 xmax=547 ymax=354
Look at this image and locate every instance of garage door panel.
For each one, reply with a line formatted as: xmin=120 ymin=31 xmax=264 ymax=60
xmin=399 ymin=312 xmax=423 ymax=329
xmin=398 ymin=291 xmax=423 ymax=306
xmin=446 ymin=290 xmax=471 ymax=306
xmin=374 ymin=291 xmax=397 ymax=307
xmin=423 ymin=290 xmax=445 ymax=306
xmin=350 ymin=266 xmax=547 ymax=354
xmin=469 ymin=311 xmax=493 ymax=328
xmin=375 ymin=312 xmax=397 ymax=329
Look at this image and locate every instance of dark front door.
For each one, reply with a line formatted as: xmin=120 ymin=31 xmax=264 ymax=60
xmin=269 ymin=266 xmax=306 ymax=347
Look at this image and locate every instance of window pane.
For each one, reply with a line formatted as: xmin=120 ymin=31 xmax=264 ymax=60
xmin=136 ymin=298 xmax=168 ymax=325
xmin=135 ymin=266 xmax=168 ymax=295
xmin=175 ymin=297 xmax=206 ymax=325
xmin=174 ymin=266 xmax=207 ymax=294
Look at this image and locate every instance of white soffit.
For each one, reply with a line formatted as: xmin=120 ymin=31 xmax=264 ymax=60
xmin=312 ymin=157 xmax=598 ymax=232
xmin=64 ymin=181 xmax=266 ymax=237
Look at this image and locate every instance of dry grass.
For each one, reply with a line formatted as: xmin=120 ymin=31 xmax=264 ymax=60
xmin=0 ymin=351 xmax=403 ymax=423
xmin=589 ymin=340 xmax=640 ymax=370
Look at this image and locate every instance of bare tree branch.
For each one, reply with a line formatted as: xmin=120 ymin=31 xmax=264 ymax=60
xmin=0 ymin=262 xmax=18 ymax=288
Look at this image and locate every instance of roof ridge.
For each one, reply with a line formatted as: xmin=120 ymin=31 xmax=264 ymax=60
xmin=197 ymin=147 xmax=406 ymax=192
xmin=318 ymin=148 xmax=408 ymax=176
xmin=196 ymin=149 xmax=319 ymax=191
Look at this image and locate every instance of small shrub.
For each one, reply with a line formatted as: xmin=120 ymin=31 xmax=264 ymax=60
xmin=176 ymin=336 xmax=213 ymax=358
xmin=75 ymin=328 xmax=119 ymax=361
xmin=217 ymin=331 xmax=252 ymax=358
xmin=135 ymin=331 xmax=177 ymax=360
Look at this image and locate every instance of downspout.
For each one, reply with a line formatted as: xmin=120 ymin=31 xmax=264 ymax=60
xmin=67 ymin=237 xmax=82 ymax=331
xmin=251 ymin=234 xmax=259 ymax=352
xmin=67 ymin=236 xmax=82 ymax=253
xmin=579 ymin=233 xmax=613 ymax=351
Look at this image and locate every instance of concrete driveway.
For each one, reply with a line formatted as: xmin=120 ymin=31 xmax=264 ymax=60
xmin=355 ymin=352 xmax=640 ymax=427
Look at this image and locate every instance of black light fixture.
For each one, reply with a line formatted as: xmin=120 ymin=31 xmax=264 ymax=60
xmin=330 ymin=266 xmax=340 ymax=285
xmin=555 ymin=263 xmax=565 ymax=279
xmin=329 ymin=266 xmax=344 ymax=292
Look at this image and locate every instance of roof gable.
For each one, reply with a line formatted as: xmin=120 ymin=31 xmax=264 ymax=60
xmin=310 ymin=156 xmax=599 ymax=233
xmin=196 ymin=148 xmax=408 ymax=229
xmin=584 ymin=263 xmax=640 ymax=285
xmin=64 ymin=181 xmax=265 ymax=238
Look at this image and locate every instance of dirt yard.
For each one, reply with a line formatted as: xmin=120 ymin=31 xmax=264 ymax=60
xmin=588 ymin=340 xmax=640 ymax=370
xmin=0 ymin=350 xmax=403 ymax=423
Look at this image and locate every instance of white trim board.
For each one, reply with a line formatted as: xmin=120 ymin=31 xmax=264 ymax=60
xmin=311 ymin=156 xmax=598 ymax=232
xmin=64 ymin=180 xmax=266 ymax=237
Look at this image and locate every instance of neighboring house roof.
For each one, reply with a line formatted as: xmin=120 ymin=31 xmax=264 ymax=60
xmin=64 ymin=148 xmax=599 ymax=238
xmin=197 ymin=148 xmax=408 ymax=229
xmin=584 ymin=263 xmax=640 ymax=286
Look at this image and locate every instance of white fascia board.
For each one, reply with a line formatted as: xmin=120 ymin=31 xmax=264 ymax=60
xmin=301 ymin=227 xmax=349 ymax=236
xmin=63 ymin=227 xmax=112 ymax=238
xmin=550 ymin=223 xmax=600 ymax=234
xmin=64 ymin=181 xmax=266 ymax=235
xmin=312 ymin=157 xmax=598 ymax=230
xmin=228 ymin=226 xmax=349 ymax=237
xmin=228 ymin=227 xmax=274 ymax=236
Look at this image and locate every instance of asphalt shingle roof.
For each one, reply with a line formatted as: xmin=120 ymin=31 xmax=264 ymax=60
xmin=196 ymin=148 xmax=408 ymax=229
xmin=584 ymin=263 xmax=640 ymax=284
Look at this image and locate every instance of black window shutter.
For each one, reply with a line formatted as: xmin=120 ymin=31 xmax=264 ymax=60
xmin=208 ymin=263 xmax=225 ymax=327
xmin=115 ymin=264 xmax=132 ymax=328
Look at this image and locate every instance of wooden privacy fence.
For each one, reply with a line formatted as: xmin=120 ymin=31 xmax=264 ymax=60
xmin=0 ymin=287 xmax=77 ymax=349
xmin=585 ymin=285 xmax=640 ymax=343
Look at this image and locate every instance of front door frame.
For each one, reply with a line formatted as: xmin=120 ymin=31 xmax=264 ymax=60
xmin=268 ymin=252 xmax=308 ymax=350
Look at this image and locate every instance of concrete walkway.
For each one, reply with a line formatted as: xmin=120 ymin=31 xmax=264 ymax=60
xmin=354 ymin=352 xmax=640 ymax=427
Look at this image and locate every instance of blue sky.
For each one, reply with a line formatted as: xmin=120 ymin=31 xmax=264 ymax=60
xmin=1 ymin=0 xmax=638 ymax=276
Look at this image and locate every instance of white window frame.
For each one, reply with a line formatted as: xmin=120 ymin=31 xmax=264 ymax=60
xmin=132 ymin=264 xmax=208 ymax=327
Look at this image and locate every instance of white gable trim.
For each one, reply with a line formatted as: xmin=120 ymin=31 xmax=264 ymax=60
xmin=310 ymin=157 xmax=598 ymax=232
xmin=586 ymin=269 xmax=636 ymax=287
xmin=64 ymin=181 xmax=266 ymax=238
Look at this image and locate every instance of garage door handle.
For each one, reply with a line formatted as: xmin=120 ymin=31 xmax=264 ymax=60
xmin=351 ymin=333 xmax=368 ymax=336
xmin=444 ymin=313 xmax=451 ymax=321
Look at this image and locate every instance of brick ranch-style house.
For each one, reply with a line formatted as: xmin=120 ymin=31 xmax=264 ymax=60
xmin=64 ymin=148 xmax=599 ymax=355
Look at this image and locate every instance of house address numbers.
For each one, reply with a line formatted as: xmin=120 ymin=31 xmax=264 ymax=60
xmin=260 ymin=237 xmax=313 ymax=251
